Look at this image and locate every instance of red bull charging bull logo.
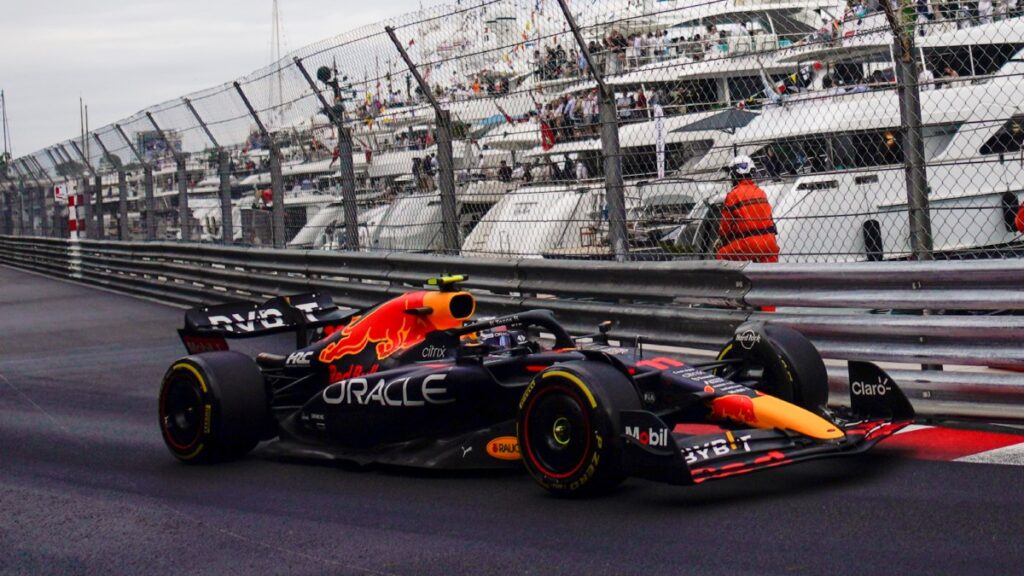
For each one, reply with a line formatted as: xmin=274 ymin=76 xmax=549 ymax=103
xmin=319 ymin=313 xmax=418 ymax=363
xmin=318 ymin=290 xmax=474 ymax=365
xmin=709 ymin=394 xmax=759 ymax=426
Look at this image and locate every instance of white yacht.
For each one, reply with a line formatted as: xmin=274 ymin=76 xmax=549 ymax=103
xmin=678 ymin=20 xmax=1024 ymax=261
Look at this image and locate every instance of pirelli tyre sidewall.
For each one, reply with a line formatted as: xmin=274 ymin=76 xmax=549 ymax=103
xmin=158 ymin=351 xmax=269 ymax=464
xmin=517 ymin=361 xmax=641 ymax=497
xmin=717 ymin=324 xmax=829 ymax=415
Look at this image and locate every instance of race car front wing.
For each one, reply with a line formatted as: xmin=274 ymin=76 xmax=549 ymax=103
xmin=620 ymin=361 xmax=915 ymax=486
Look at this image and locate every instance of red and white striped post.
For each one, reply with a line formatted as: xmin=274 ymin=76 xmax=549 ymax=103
xmin=58 ymin=183 xmax=84 ymax=240
xmin=65 ymin=188 xmax=85 ymax=240
xmin=60 ymin=183 xmax=84 ymax=278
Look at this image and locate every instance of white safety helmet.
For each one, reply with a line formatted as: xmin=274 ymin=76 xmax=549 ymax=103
xmin=730 ymin=155 xmax=755 ymax=176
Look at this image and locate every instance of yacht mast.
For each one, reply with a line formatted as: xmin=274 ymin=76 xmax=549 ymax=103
xmin=270 ymin=0 xmax=284 ymax=128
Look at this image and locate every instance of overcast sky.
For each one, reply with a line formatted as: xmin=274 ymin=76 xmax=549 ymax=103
xmin=0 ymin=0 xmax=439 ymax=156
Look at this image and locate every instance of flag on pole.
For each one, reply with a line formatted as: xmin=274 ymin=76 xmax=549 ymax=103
xmin=495 ymin=103 xmax=514 ymax=124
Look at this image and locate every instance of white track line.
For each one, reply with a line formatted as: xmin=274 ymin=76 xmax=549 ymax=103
xmin=955 ymin=443 xmax=1024 ymax=466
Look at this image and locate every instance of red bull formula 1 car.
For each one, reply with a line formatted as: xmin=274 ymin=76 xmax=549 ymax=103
xmin=159 ymin=276 xmax=914 ymax=496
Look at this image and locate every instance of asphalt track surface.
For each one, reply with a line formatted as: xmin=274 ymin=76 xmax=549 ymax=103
xmin=2 ymin=265 xmax=1023 ymax=575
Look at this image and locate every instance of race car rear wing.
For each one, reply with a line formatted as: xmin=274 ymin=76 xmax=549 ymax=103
xmin=178 ymin=292 xmax=355 ymax=354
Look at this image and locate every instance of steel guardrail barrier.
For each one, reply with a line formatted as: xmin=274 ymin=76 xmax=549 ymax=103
xmin=1 ymin=235 xmax=1021 ymax=422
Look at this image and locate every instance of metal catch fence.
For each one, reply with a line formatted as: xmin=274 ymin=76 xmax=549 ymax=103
xmin=2 ymin=0 xmax=1024 ymax=264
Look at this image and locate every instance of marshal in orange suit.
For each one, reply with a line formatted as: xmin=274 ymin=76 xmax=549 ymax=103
xmin=717 ymin=155 xmax=780 ymax=263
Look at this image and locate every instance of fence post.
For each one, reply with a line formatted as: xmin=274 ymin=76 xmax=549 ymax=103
xmin=16 ymin=181 xmax=26 ymax=236
xmin=217 ymin=149 xmax=233 ymax=244
xmin=2 ymin=186 xmax=11 ymax=236
xmin=43 ymin=149 xmax=67 ymax=238
xmin=92 ymin=134 xmax=129 ymax=240
xmin=385 ymin=27 xmax=460 ymax=254
xmin=26 ymin=157 xmax=53 ymax=238
xmin=2 ymin=179 xmax=15 ymax=236
xmin=27 ymin=161 xmax=42 ymax=237
xmin=0 ymin=178 xmax=7 ymax=236
xmin=294 ymin=57 xmax=360 ymax=250
xmin=10 ymin=163 xmax=30 ymax=236
xmin=0 ymin=185 xmax=8 ymax=236
xmin=26 ymin=177 xmax=39 ymax=236
xmin=13 ymin=161 xmax=35 ymax=236
xmin=6 ymin=185 xmax=16 ymax=236
xmin=66 ymin=142 xmax=97 ymax=239
xmin=146 ymin=112 xmax=190 ymax=242
xmin=882 ymin=3 xmax=940 ymax=372
xmin=93 ymin=174 xmax=105 ymax=240
xmin=114 ymin=124 xmax=156 ymax=241
xmin=27 ymin=165 xmax=41 ymax=235
xmin=882 ymin=2 xmax=933 ymax=261
xmin=553 ymin=0 xmax=628 ymax=261
xmin=183 ymin=98 xmax=233 ymax=245
xmin=233 ymin=82 xmax=286 ymax=249
xmin=37 ymin=183 xmax=46 ymax=237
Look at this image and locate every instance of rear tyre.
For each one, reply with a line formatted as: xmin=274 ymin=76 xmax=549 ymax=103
xmin=517 ymin=361 xmax=640 ymax=497
xmin=715 ymin=324 xmax=829 ymax=414
xmin=158 ymin=351 xmax=269 ymax=464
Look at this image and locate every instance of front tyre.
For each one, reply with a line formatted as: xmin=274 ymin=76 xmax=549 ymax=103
xmin=715 ymin=324 xmax=829 ymax=414
xmin=517 ymin=361 xmax=640 ymax=497
xmin=158 ymin=351 xmax=269 ymax=464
